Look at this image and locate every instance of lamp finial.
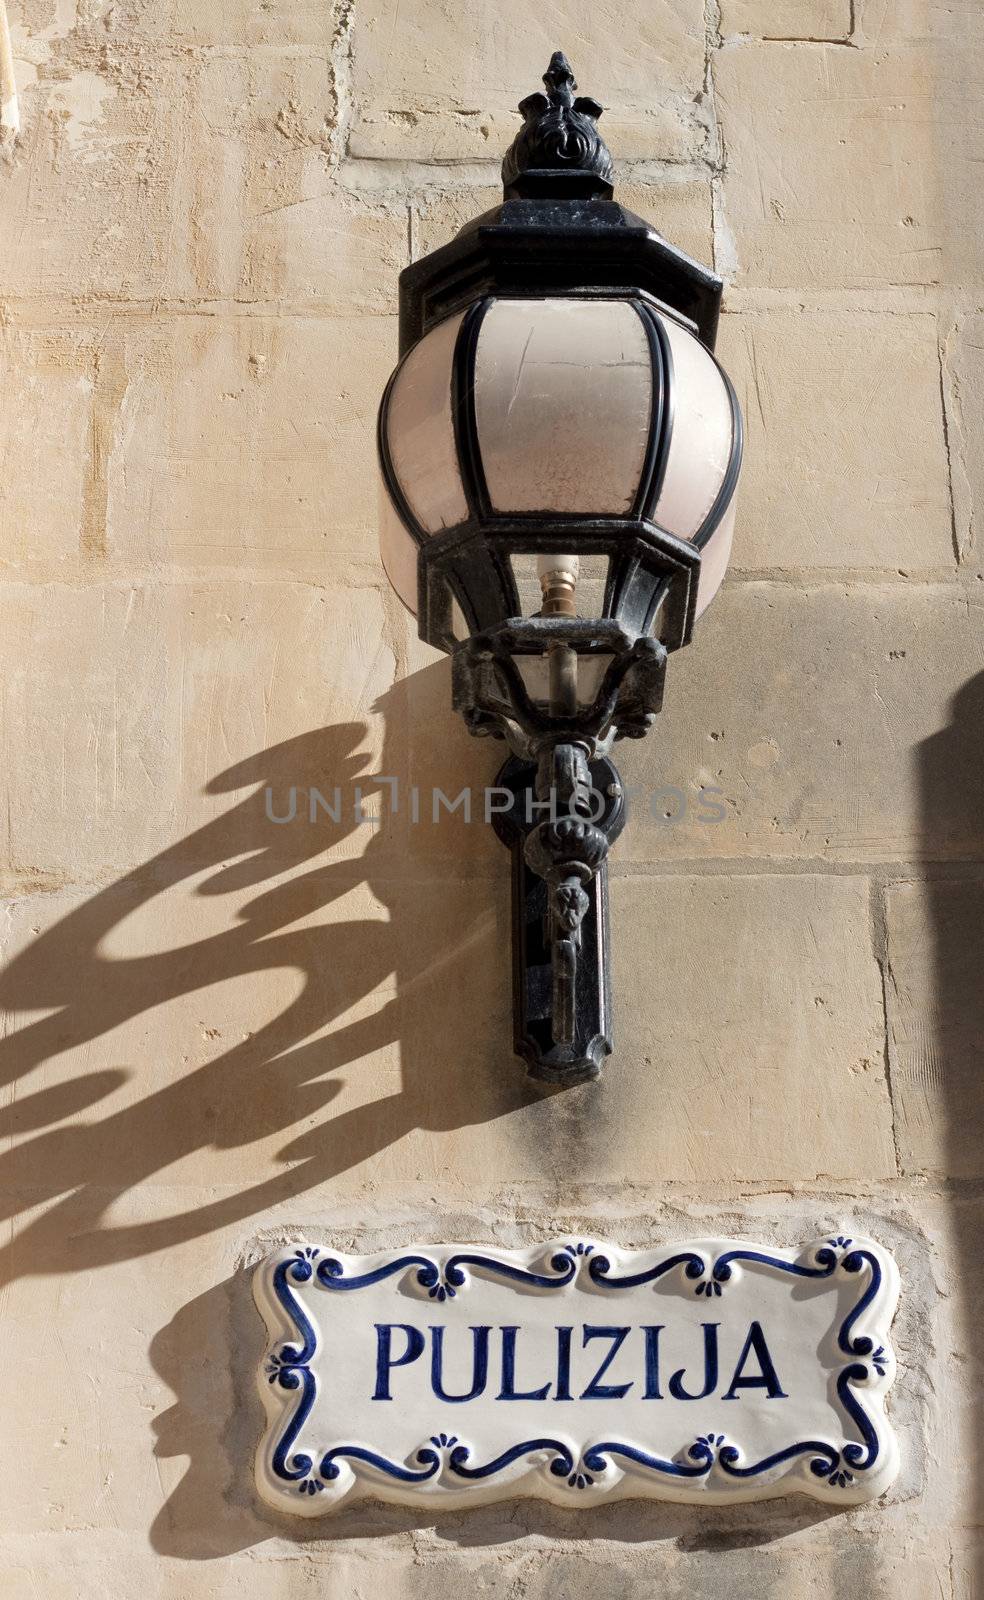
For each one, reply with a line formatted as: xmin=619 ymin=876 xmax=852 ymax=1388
xmin=501 ymin=51 xmax=615 ymax=199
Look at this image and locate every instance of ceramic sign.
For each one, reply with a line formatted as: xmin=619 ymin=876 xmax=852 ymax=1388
xmin=254 ymin=1235 xmax=900 ymax=1514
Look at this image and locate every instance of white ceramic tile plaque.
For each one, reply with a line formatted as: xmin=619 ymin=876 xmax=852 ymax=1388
xmin=254 ymin=1236 xmax=900 ymax=1514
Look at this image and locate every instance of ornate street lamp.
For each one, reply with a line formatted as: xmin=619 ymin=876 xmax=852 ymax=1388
xmin=377 ymin=52 xmax=743 ymax=1087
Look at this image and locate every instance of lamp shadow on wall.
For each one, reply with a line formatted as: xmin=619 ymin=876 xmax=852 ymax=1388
xmin=0 ymin=642 xmax=844 ymax=1559
xmin=0 ymin=656 xmax=552 ymax=1545
xmin=0 ymin=659 xmax=532 ymax=1289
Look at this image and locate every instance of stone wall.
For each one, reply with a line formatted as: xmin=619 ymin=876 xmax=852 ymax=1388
xmin=0 ymin=1 xmax=981 ymax=1594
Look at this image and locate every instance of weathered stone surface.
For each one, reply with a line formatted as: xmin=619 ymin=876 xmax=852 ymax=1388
xmin=853 ymin=0 xmax=943 ymax=47
xmin=0 ymin=16 xmax=406 ymax=309
xmin=411 ymin=181 xmax=502 ymax=261
xmin=0 ymin=325 xmax=93 ymax=571
xmin=0 ymin=315 xmax=399 ymax=580
xmin=333 ymin=1540 xmax=953 ymax=1599
xmin=103 ymin=315 xmax=397 ymax=578
xmin=941 ymin=313 xmax=984 ymax=565
xmin=165 ymin=46 xmax=346 ymax=305
xmin=608 ymin=873 xmax=895 ymax=1183
xmin=169 ymin=46 xmax=408 ymax=308
xmin=614 ymin=178 xmax=716 ymax=265
xmin=371 ymin=635 xmax=503 ymax=874
xmin=617 ymin=582 xmax=984 ymax=863
xmin=718 ymin=309 xmax=953 ymax=572
xmin=0 ymin=37 xmax=185 ymax=300
xmin=0 ymin=1542 xmax=949 ymax=1599
xmin=30 ymin=0 xmax=339 ymax=48
xmin=244 ymin=180 xmax=409 ymax=314
xmin=720 ymin=0 xmax=852 ymax=38
xmin=953 ymin=1541 xmax=984 ymax=1600
xmin=933 ymin=23 xmax=984 ymax=290
xmin=0 ymin=581 xmax=395 ymax=881
xmin=885 ymin=878 xmax=984 ymax=1179
xmin=714 ymin=42 xmax=939 ymax=289
xmin=349 ymin=2 xmax=712 ymax=165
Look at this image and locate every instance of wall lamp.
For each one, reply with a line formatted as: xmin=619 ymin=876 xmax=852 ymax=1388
xmin=377 ymin=52 xmax=743 ymax=1088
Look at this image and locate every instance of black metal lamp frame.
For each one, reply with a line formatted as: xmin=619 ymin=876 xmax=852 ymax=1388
xmin=378 ymin=52 xmax=741 ymax=1086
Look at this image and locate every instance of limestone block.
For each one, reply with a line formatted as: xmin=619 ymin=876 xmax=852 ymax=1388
xmin=168 ymin=48 xmax=345 ymax=306
xmin=616 ymin=582 xmax=984 ymax=863
xmin=714 ymin=42 xmax=939 ymax=289
xmin=346 ymin=582 xmax=984 ymax=874
xmin=368 ymin=637 xmax=503 ymax=875
xmin=717 ymin=310 xmax=952 ymax=572
xmin=0 ymin=1247 xmax=178 ymax=1537
xmin=0 ymin=1562 xmax=406 ymax=1600
xmin=0 ymin=19 xmax=406 ymax=308
xmin=166 ymin=48 xmax=406 ymax=309
xmin=245 ymin=178 xmax=409 ymax=313
xmin=940 ymin=314 xmax=984 ymax=565
xmin=606 ymin=873 xmax=894 ymax=1183
xmin=720 ymin=0 xmax=852 ymax=38
xmin=0 ymin=43 xmax=186 ymax=301
xmin=334 ymin=1540 xmax=955 ymax=1599
xmin=953 ymin=1540 xmax=984 ymax=1600
xmin=187 ymin=51 xmax=408 ymax=310
xmin=900 ymin=1191 xmax=984 ymax=1536
xmin=0 ymin=325 xmax=93 ymax=571
xmin=0 ymin=581 xmax=395 ymax=882
xmin=884 ymin=879 xmax=984 ymax=1179
xmin=853 ymin=0 xmax=940 ymax=46
xmin=349 ymin=1 xmax=711 ymax=165
xmin=932 ymin=27 xmax=984 ymax=289
xmin=103 ymin=315 xmax=398 ymax=578
xmin=411 ymin=182 xmax=503 ymax=262
xmin=90 ymin=0 xmax=338 ymax=48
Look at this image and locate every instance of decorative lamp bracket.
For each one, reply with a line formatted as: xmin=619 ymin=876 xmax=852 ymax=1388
xmin=377 ymin=52 xmax=744 ymax=1085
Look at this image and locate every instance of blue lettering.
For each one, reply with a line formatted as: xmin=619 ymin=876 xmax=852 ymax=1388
xmin=642 ymin=1325 xmax=664 ymax=1399
xmin=668 ymin=1323 xmax=719 ymax=1401
xmin=372 ymin=1323 xmax=425 ymax=1400
xmin=372 ymin=1319 xmax=789 ymax=1406
xmin=554 ymin=1326 xmax=574 ymax=1401
xmin=430 ymin=1325 xmax=490 ymax=1402
xmin=580 ymin=1326 xmax=633 ymax=1400
xmin=497 ymin=1326 xmax=551 ymax=1400
xmin=722 ymin=1321 xmax=788 ymax=1400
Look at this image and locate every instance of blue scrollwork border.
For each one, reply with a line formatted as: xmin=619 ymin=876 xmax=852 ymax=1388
xmin=257 ymin=1236 xmax=897 ymax=1504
